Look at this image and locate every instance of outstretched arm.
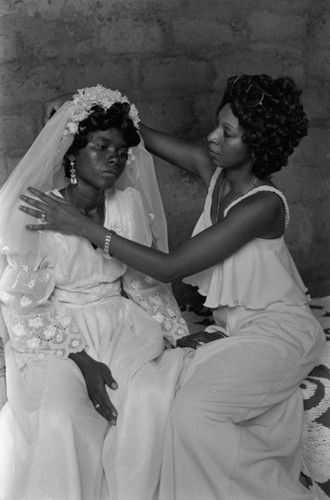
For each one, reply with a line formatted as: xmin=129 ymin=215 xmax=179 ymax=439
xmin=140 ymin=123 xmax=215 ymax=187
xmin=20 ymin=187 xmax=282 ymax=283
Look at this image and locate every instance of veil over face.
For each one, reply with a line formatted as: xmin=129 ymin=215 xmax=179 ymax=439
xmin=0 ymin=87 xmax=168 ymax=274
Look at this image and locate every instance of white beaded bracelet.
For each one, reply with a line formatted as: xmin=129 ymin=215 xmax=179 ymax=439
xmin=103 ymin=230 xmax=115 ymax=257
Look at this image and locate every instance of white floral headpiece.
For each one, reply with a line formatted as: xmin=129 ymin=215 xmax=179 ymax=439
xmin=63 ymin=84 xmax=140 ymax=164
xmin=64 ymin=84 xmax=140 ymax=136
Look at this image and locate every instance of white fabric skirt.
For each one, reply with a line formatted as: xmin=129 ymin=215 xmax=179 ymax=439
xmin=0 ymin=296 xmax=186 ymax=500
xmin=159 ymin=303 xmax=325 ymax=500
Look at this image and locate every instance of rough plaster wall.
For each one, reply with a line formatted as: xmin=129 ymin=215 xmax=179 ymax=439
xmin=0 ymin=0 xmax=329 ymax=301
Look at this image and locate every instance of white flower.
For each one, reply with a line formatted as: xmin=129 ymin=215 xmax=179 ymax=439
xmin=164 ymin=323 xmax=172 ymax=330
xmin=126 ymin=148 xmax=135 ymax=165
xmin=12 ymin=323 xmax=27 ymax=337
xmin=55 ymin=334 xmax=63 ymax=342
xmin=44 ymin=325 xmax=56 ymax=339
xmin=129 ymin=103 xmax=140 ymax=128
xmin=152 ymin=313 xmax=165 ymax=323
xmin=71 ymin=339 xmax=80 ymax=348
xmin=28 ymin=316 xmax=44 ymax=329
xmin=27 ymin=280 xmax=36 ymax=289
xmin=63 ymin=85 xmax=140 ymax=138
xmin=166 ymin=308 xmax=177 ymax=319
xmin=26 ymin=337 xmax=40 ymax=349
xmin=59 ymin=316 xmax=71 ymax=327
xmin=64 ymin=122 xmax=78 ymax=135
xmin=38 ymin=352 xmax=46 ymax=359
xmin=56 ymin=350 xmax=63 ymax=357
xmin=149 ymin=295 xmax=163 ymax=306
xmin=20 ymin=295 xmax=32 ymax=307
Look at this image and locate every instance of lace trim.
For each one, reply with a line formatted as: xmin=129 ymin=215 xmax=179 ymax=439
xmin=123 ymin=272 xmax=189 ymax=346
xmin=52 ymin=280 xmax=121 ymax=305
xmin=8 ymin=306 xmax=86 ymax=367
xmin=224 ymin=186 xmax=290 ymax=227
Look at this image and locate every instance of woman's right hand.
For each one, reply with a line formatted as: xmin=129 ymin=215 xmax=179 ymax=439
xmin=43 ymin=92 xmax=72 ymax=124
xmin=69 ymin=350 xmax=118 ymax=424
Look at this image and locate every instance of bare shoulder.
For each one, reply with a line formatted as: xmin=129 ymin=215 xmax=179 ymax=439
xmin=228 ymin=190 xmax=283 ymax=219
xmin=250 ymin=188 xmax=284 ymax=211
xmin=223 ymin=187 xmax=285 ymax=238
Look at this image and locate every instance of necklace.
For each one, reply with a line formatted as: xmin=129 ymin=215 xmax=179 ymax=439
xmin=215 ymin=175 xmax=258 ymax=223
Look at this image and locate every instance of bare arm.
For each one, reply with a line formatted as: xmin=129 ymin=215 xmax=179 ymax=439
xmin=20 ymin=189 xmax=282 ymax=283
xmin=140 ymin=123 xmax=215 ymax=187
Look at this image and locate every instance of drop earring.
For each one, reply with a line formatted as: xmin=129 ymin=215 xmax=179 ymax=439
xmin=70 ymin=160 xmax=77 ymax=185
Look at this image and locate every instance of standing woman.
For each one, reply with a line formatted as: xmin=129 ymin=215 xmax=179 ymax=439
xmin=22 ymin=74 xmax=324 ymax=500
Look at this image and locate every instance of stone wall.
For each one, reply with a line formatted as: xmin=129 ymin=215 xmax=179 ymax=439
xmin=0 ymin=0 xmax=329 ymax=301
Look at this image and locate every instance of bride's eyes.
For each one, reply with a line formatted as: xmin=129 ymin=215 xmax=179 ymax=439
xmin=95 ymin=144 xmax=108 ymax=150
xmin=94 ymin=143 xmax=128 ymax=158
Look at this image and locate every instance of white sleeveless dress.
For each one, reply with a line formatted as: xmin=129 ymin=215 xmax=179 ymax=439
xmin=158 ymin=168 xmax=325 ymax=500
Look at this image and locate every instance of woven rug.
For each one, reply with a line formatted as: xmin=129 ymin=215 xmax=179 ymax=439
xmin=182 ymin=297 xmax=330 ymax=499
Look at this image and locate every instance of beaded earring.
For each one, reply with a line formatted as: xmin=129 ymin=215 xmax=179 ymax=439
xmin=70 ymin=160 xmax=77 ymax=185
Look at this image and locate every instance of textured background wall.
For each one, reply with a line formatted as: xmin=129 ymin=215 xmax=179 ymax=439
xmin=0 ymin=0 xmax=329 ymax=302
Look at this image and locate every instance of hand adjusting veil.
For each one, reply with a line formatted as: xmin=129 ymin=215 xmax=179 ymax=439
xmin=0 ymin=86 xmax=168 ymax=273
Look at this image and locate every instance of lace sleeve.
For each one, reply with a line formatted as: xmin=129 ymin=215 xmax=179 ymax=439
xmin=122 ymin=267 xmax=189 ymax=347
xmin=0 ymin=253 xmax=86 ymax=367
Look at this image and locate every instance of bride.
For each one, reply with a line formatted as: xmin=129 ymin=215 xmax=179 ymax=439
xmin=0 ymin=85 xmax=189 ymax=500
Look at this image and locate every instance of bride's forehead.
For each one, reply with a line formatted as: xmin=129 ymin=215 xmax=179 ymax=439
xmin=89 ymin=128 xmax=127 ymax=144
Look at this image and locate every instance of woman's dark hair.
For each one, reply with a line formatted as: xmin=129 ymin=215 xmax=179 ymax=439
xmin=64 ymin=102 xmax=140 ymax=176
xmin=218 ymin=74 xmax=308 ymax=178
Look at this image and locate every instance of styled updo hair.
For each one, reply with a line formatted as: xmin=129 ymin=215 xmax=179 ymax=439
xmin=218 ymin=74 xmax=308 ymax=179
xmin=63 ymin=101 xmax=140 ymax=176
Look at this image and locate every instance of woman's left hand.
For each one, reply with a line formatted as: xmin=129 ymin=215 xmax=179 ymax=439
xmin=176 ymin=330 xmax=227 ymax=349
xmin=19 ymin=187 xmax=91 ymax=237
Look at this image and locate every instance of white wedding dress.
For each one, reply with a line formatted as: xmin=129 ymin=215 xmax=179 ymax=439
xmin=0 ymin=187 xmax=188 ymax=500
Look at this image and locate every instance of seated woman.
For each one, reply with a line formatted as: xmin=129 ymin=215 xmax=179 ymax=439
xmin=28 ymin=74 xmax=325 ymax=500
xmin=0 ymin=86 xmax=189 ymax=500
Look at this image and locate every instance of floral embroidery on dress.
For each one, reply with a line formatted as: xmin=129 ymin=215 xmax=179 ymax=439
xmin=0 ymin=257 xmax=86 ymax=367
xmin=123 ymin=268 xmax=189 ymax=346
xmin=8 ymin=306 xmax=85 ymax=368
